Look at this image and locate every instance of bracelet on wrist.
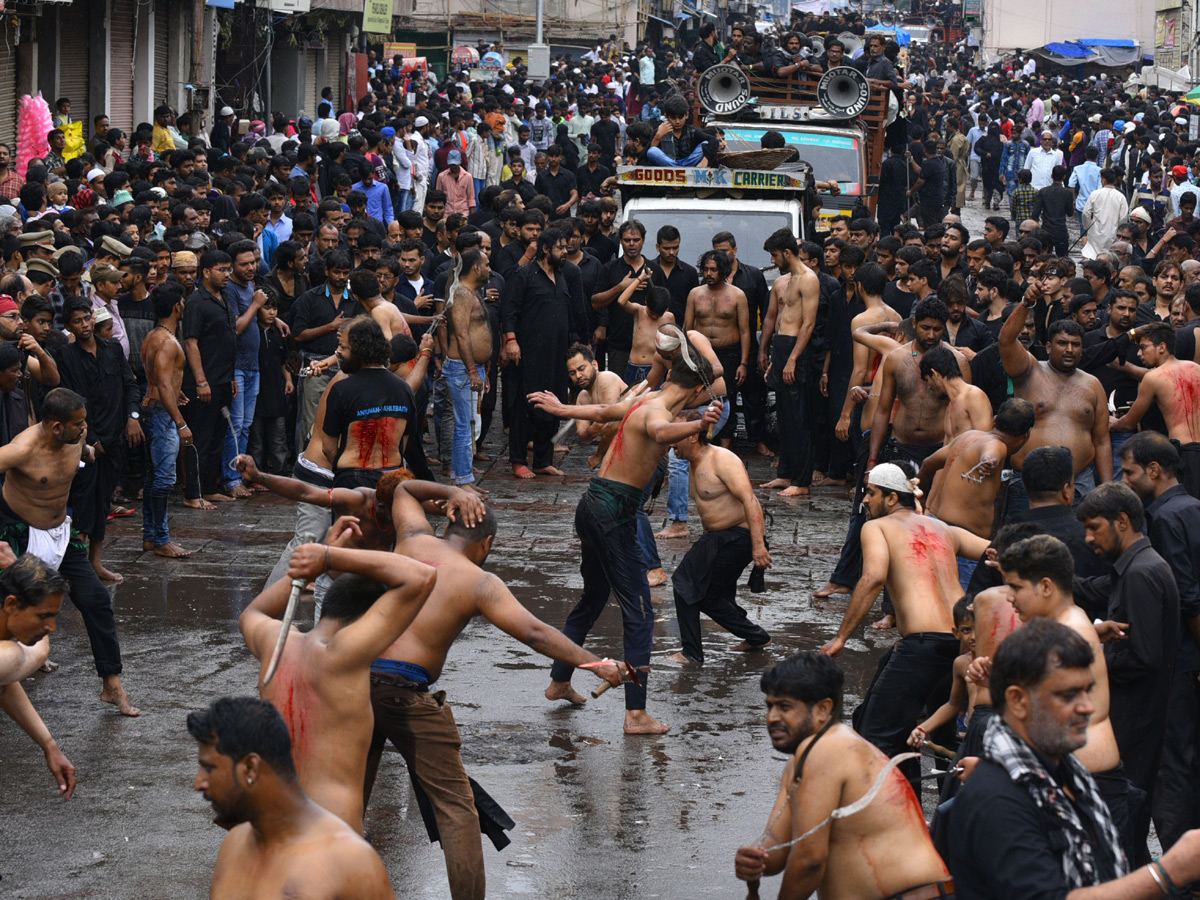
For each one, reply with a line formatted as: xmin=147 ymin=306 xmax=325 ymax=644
xmin=198 ymin=381 xmax=209 ymax=388
xmin=1153 ymin=860 xmax=1184 ymax=896
xmin=323 ymin=545 xmax=332 ymax=572
xmin=867 ymin=458 xmax=877 ymax=466
xmin=1147 ymin=864 xmax=1169 ymax=896
xmin=504 ymin=336 xmax=518 ymax=344
xmin=176 ymin=421 xmax=187 ymax=430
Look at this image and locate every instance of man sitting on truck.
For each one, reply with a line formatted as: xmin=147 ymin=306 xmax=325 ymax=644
xmin=648 ymin=95 xmax=722 ymax=168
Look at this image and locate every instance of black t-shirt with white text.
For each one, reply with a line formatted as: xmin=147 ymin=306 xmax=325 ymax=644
xmin=323 ymin=368 xmax=416 ymax=470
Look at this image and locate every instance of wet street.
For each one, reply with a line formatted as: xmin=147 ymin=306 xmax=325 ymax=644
xmin=0 ymin=433 xmax=901 ymax=900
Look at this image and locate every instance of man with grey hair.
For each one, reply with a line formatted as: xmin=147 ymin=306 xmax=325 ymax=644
xmin=1022 ymin=131 xmax=1064 ymax=190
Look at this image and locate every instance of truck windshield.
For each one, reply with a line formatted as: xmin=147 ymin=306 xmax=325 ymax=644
xmin=627 ymin=207 xmax=793 ymax=274
xmin=721 ymin=127 xmax=862 ymax=189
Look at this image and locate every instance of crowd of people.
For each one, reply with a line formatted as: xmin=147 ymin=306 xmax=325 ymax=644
xmin=6 ymin=9 xmax=1200 ymax=900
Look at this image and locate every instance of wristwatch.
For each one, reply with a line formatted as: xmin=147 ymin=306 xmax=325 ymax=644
xmin=129 ymin=410 xmax=140 ymax=420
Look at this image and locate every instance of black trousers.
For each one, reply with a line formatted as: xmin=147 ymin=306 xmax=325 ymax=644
xmin=714 ymin=344 xmax=743 ymax=443
xmin=741 ymin=337 xmax=767 ymax=443
xmin=829 ymin=420 xmax=872 ymax=586
xmin=1152 ymin=663 xmax=1200 ymax=851
xmin=182 ymin=383 xmax=233 ymax=496
xmin=68 ymin=446 xmax=124 ymax=543
xmin=1177 ymin=442 xmax=1200 ymax=500
xmin=507 ymin=382 xmax=558 ymax=469
xmin=672 ymin=527 xmax=769 ymax=663
xmin=769 ymin=335 xmax=812 ymax=485
xmin=854 ymin=631 xmax=960 ymax=795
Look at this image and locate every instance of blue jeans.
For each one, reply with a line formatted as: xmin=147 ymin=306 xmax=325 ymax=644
xmin=223 ymin=369 xmax=260 ymax=488
xmin=664 ymin=400 xmax=731 ymax=523
xmin=474 ymin=177 xmax=486 ymax=197
xmin=142 ymin=407 xmax=179 ymax=546
xmin=1111 ymin=430 xmax=1133 ymax=481
xmin=625 ymin=362 xmax=652 ymax=385
xmin=398 ymin=188 xmax=413 ymax=212
xmin=443 ymin=358 xmax=483 ymax=484
xmin=645 ymin=145 xmax=708 ymax=167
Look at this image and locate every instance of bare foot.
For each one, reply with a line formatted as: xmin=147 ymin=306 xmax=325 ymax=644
xmin=732 ymin=639 xmax=771 ymax=651
xmin=512 ymin=464 xmax=536 ymax=479
xmin=100 ymin=677 xmax=141 ymax=717
xmin=461 ymin=483 xmax=490 ymax=497
xmin=756 ymin=443 xmax=776 ymax=458
xmin=545 ymin=680 xmax=588 ymax=705
xmin=666 ymin=651 xmax=695 ymax=665
xmin=228 ymin=485 xmax=253 ymax=499
xmin=554 ymin=444 xmax=569 ymax=453
xmin=759 ymin=478 xmax=791 ymax=489
xmin=871 ymin=614 xmax=896 ymax=631
xmin=40 ymin=658 xmax=59 ymax=673
xmin=813 ymin=582 xmax=852 ymax=599
xmin=812 ymin=476 xmax=847 ymax=487
xmin=811 ymin=471 xmax=826 ymax=483
xmin=473 ymin=452 xmax=490 ymax=463
xmin=778 ymin=485 xmax=810 ymax=497
xmin=647 ymin=567 xmax=668 ymax=587
xmin=624 ymin=710 xmax=670 ymax=735
xmin=94 ymin=565 xmax=124 ymax=583
xmin=655 ymin=521 xmax=690 ymax=540
xmin=183 ymin=498 xmax=217 ymax=510
xmin=153 ymin=542 xmax=194 ymax=558
xmin=533 ymin=465 xmax=564 ymax=476
xmin=203 ymin=493 xmax=236 ymax=503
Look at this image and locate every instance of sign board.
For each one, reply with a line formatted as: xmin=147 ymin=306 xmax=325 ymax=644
xmin=616 ymin=166 xmax=809 ymax=191
xmin=452 ymin=46 xmax=481 ymax=69
xmin=361 ymin=0 xmax=392 ymax=35
xmin=962 ymin=0 xmax=981 ymax=16
xmin=1191 ymin=114 xmax=1199 ymax=141
xmin=469 ymin=68 xmax=498 ymax=82
xmin=384 ymin=42 xmax=417 ymax=61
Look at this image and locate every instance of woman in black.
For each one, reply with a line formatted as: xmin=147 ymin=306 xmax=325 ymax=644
xmin=976 ymin=123 xmax=1005 ymax=212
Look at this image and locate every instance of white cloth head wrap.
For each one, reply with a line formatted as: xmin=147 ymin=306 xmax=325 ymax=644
xmin=655 ymin=328 xmax=681 ymax=352
xmin=868 ymin=463 xmax=921 ymax=497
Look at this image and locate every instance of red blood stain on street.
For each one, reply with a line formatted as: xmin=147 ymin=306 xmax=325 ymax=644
xmin=351 ymin=417 xmax=397 ymax=469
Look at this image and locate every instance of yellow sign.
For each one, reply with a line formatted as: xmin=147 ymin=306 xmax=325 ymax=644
xmin=62 ymin=121 xmax=85 ymax=161
xmin=384 ymin=42 xmax=416 ymax=61
xmin=362 ymin=0 xmax=392 ymax=35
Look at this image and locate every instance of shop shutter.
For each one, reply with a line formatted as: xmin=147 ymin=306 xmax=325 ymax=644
xmin=0 ymin=19 xmax=16 ymax=153
xmin=109 ymin=0 xmax=138 ymax=135
xmin=58 ymin=7 xmax=91 ymax=132
xmin=304 ymin=48 xmax=319 ymax=119
xmin=154 ymin=0 xmax=170 ymax=109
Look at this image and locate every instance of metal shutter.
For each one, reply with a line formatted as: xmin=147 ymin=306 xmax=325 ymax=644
xmin=331 ymin=35 xmax=346 ymax=112
xmin=58 ymin=7 xmax=91 ymax=132
xmin=109 ymin=0 xmax=137 ymax=136
xmin=0 ymin=19 xmax=15 ymax=153
xmin=154 ymin=0 xmax=170 ymax=109
xmin=304 ymin=48 xmax=319 ymax=119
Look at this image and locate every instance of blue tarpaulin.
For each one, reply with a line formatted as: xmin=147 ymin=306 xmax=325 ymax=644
xmin=1077 ymin=38 xmax=1137 ymax=47
xmin=1043 ymin=42 xmax=1093 ymax=58
xmin=1034 ymin=39 xmax=1140 ymax=67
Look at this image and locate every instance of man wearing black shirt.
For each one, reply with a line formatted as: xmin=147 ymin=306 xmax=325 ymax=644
xmin=877 ymin=147 xmax=911 ymax=236
xmin=320 ymin=317 xmax=416 ymax=489
xmin=420 ymin=190 xmax=446 ymax=252
xmin=575 ymin=145 xmax=613 ymax=202
xmin=499 ymin=154 xmax=538 ymax=205
xmin=942 ymin=276 xmax=995 ymax=355
xmin=580 ymin=200 xmax=617 ymax=264
xmin=56 ymin=297 xmax=141 ymax=583
xmin=590 ymin=107 xmax=622 ymax=168
xmin=944 ymin=620 xmax=1141 ymax=900
xmin=1032 ymin=164 xmax=1075 ymax=257
xmin=535 ymin=145 xmax=578 ymax=220
xmin=1119 ymin=432 xmax=1200 ymax=852
xmin=1081 ymin=289 xmax=1141 ymax=477
xmin=908 ymin=140 xmax=949 ymax=227
xmin=290 ymin=250 xmax=361 ymax=447
xmin=591 ymin=221 xmax=650 ymax=378
xmin=494 ymin=209 xmax=544 ymax=280
xmin=181 ymin=250 xmax=238 ymax=506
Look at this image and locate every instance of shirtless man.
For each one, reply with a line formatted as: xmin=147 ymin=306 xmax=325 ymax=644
xmin=365 ymin=479 xmax=626 ymax=899
xmin=685 ymin=249 xmax=749 ymax=449
xmin=618 ymin=271 xmax=675 ymax=384
xmin=444 ymin=248 xmax=492 ymax=490
xmin=1001 ymin=285 xmax=1112 ymax=518
xmin=190 ymin=696 xmax=395 ymax=900
xmin=759 ymin=228 xmax=820 ymax=496
xmin=567 ymin=343 xmax=627 ymax=468
xmin=0 ymin=387 xmax=138 ymax=715
xmin=1110 ymin=321 xmax=1200 ymax=497
xmin=993 ymin=533 xmax=1130 ymax=845
xmin=529 ymin=351 xmax=723 ymax=734
xmin=0 ymin=552 xmax=76 ymax=800
xmin=735 ymin=652 xmax=953 ymax=900
xmin=351 ymin=270 xmax=410 ymax=341
xmin=821 ymin=462 xmax=989 ymax=790
xmin=240 ymin=524 xmax=436 ymax=833
xmin=667 ymin=413 xmax=771 ymax=666
xmin=919 ymin=400 xmax=1036 ymax=587
xmin=868 ymin=297 xmax=971 ymax=473
xmin=918 ymin=344 xmax=993 ymax=441
xmin=140 ymin=281 xmax=194 ymax=558
xmin=834 ymin=263 xmax=901 ymax=444
xmin=319 ymin=317 xmax=415 ymax=490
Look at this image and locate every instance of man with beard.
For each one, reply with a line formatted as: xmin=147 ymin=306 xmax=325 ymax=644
xmin=821 ymin=462 xmax=988 ymax=792
xmin=735 ymin=652 xmax=953 ymax=900
xmin=189 ymin=696 xmax=395 ymax=900
xmin=0 ymin=552 xmax=76 ymax=801
xmin=1082 ymin=289 xmax=1141 ymax=476
xmin=1074 ymin=482 xmax=1180 ymax=862
xmin=1001 ymin=285 xmax=1111 ymax=518
xmin=444 ymin=249 xmax=492 ymax=491
xmin=529 ymin=352 xmax=723 ymax=734
xmin=501 ymin=228 xmax=589 ymax=479
xmin=0 ymin=388 xmax=138 ymax=715
xmin=319 ymin=317 xmax=415 ymax=490
xmin=567 ymin=343 xmax=628 ymax=468
xmin=868 ymin=298 xmax=971 ymax=473
xmin=1110 ymin=323 xmax=1200 ymax=497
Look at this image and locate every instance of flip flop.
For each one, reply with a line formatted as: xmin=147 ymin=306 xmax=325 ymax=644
xmin=107 ymin=506 xmax=137 ymax=520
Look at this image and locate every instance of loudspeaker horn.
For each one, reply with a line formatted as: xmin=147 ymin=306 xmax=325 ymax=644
xmin=837 ymin=31 xmax=863 ymax=56
xmin=817 ymin=65 xmax=871 ymax=119
xmin=696 ymin=64 xmax=752 ymax=116
xmin=810 ymin=34 xmax=825 ymax=55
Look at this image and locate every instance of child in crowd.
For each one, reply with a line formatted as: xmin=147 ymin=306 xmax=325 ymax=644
xmin=246 ymin=297 xmax=292 ymax=474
